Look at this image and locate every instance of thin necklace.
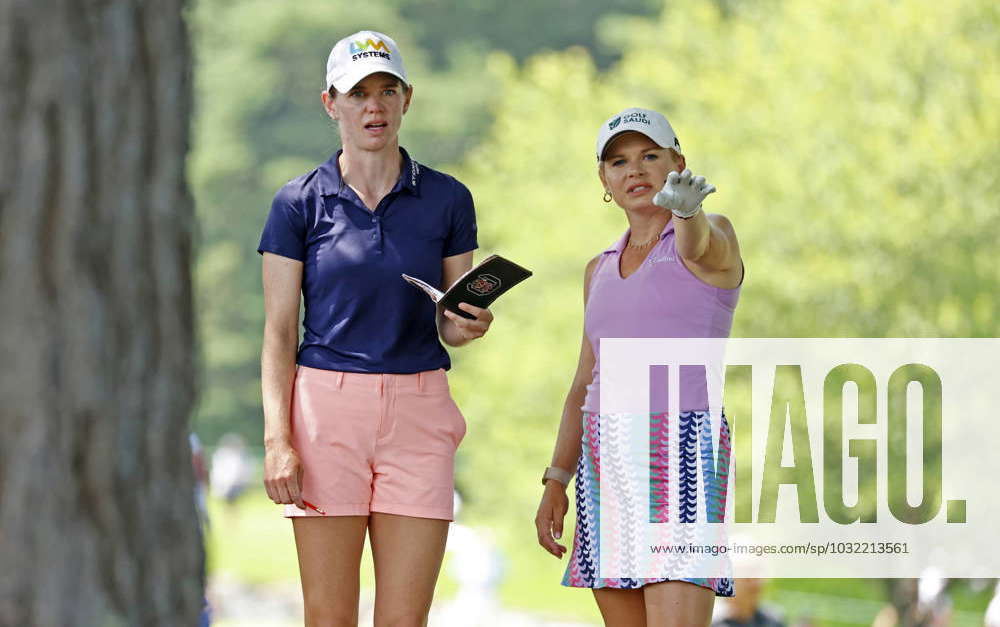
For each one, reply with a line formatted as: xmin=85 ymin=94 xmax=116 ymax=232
xmin=627 ymin=233 xmax=659 ymax=249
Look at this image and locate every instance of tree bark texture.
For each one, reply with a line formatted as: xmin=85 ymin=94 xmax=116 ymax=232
xmin=0 ymin=1 xmax=202 ymax=625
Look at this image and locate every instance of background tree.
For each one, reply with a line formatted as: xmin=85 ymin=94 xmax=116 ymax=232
xmin=0 ymin=1 xmax=202 ymax=624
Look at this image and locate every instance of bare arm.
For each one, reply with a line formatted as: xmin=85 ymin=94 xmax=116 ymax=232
xmin=547 ymin=324 xmax=595 ymax=477
xmin=260 ymin=252 xmax=305 ymax=509
xmin=437 ymin=250 xmax=494 ymax=347
xmin=535 ymin=254 xmax=601 ymax=557
xmin=672 ymin=211 xmax=742 ymax=274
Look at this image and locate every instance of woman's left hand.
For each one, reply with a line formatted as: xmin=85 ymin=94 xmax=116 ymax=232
xmin=443 ymin=302 xmax=493 ymax=341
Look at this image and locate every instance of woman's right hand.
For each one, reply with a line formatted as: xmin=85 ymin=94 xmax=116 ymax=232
xmin=264 ymin=442 xmax=305 ymax=510
xmin=535 ymin=481 xmax=569 ymax=558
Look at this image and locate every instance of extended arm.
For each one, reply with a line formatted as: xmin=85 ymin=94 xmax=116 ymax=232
xmin=653 ymin=168 xmax=742 ymax=273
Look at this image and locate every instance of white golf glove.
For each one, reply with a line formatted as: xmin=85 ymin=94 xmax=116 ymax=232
xmin=652 ymin=168 xmax=716 ymax=218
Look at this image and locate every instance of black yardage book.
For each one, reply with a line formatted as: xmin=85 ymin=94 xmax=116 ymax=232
xmin=402 ymin=254 xmax=533 ymax=319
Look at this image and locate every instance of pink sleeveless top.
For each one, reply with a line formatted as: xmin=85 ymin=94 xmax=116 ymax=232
xmin=582 ymin=219 xmax=741 ymax=413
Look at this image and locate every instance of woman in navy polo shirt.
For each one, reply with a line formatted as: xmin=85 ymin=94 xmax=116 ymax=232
xmin=257 ymin=30 xmax=492 ymax=625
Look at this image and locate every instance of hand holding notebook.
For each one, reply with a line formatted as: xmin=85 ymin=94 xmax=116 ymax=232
xmin=402 ymin=254 xmax=533 ymax=319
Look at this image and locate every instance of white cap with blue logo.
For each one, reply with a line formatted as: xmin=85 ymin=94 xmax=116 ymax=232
xmin=596 ymin=107 xmax=681 ymax=161
xmin=326 ymin=30 xmax=409 ymax=93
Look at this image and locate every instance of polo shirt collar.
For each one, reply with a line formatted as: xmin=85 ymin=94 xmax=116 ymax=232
xmin=317 ymin=147 xmax=421 ymax=198
xmin=604 ymin=218 xmax=675 ymax=254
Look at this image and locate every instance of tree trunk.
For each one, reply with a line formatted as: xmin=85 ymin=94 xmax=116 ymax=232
xmin=0 ymin=1 xmax=202 ymax=625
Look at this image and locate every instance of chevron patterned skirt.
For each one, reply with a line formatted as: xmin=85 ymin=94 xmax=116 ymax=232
xmin=561 ymin=410 xmax=735 ymax=595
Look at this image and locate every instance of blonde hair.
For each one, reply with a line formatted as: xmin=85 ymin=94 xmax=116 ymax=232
xmin=327 ymin=76 xmax=410 ymax=99
xmin=598 ymin=145 xmax=684 ymax=170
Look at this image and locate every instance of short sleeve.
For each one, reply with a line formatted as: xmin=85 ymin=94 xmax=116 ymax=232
xmin=257 ymin=185 xmax=307 ymax=261
xmin=442 ymin=180 xmax=478 ymax=257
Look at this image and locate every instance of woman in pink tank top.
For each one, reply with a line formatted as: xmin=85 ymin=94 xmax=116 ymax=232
xmin=535 ymin=108 xmax=745 ymax=626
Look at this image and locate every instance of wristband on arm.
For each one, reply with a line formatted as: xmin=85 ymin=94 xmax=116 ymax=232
xmin=542 ymin=466 xmax=573 ymax=487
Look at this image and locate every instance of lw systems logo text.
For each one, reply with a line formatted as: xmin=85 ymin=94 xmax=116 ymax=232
xmin=350 ymin=38 xmax=391 ymax=61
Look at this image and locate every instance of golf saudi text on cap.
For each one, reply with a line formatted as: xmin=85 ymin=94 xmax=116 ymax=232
xmin=596 ymin=108 xmax=681 ymax=161
xmin=326 ymin=30 xmax=408 ymax=94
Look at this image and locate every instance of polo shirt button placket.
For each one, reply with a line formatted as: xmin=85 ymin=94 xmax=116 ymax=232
xmin=371 ymin=214 xmax=382 ymax=253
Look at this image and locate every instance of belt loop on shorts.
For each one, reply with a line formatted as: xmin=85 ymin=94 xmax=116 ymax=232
xmin=336 ymin=371 xmax=344 ymax=389
xmin=417 ymin=371 xmax=424 ymax=393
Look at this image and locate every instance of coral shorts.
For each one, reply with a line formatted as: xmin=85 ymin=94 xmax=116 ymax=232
xmin=284 ymin=366 xmax=467 ymax=521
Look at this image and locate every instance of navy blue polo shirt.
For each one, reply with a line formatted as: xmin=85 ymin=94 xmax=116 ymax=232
xmin=257 ymin=148 xmax=478 ymax=373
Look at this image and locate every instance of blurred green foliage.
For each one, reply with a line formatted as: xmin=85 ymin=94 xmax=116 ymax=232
xmin=385 ymin=0 xmax=661 ymax=69
xmin=189 ymin=0 xmax=998 ymax=623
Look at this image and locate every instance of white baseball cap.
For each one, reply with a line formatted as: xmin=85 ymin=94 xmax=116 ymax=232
xmin=596 ymin=107 xmax=681 ymax=161
xmin=325 ymin=30 xmax=409 ymax=93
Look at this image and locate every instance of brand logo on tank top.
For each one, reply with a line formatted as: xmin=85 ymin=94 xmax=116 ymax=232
xmin=648 ymin=254 xmax=675 ymax=265
xmin=467 ymin=273 xmax=501 ymax=296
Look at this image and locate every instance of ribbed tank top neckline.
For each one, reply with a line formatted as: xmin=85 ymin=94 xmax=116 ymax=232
xmin=581 ymin=219 xmax=740 ymax=414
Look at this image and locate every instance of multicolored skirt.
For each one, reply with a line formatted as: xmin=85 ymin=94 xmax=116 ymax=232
xmin=561 ymin=410 xmax=734 ymax=596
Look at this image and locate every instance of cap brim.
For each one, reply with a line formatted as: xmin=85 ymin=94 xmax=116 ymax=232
xmin=329 ymin=67 xmax=408 ymax=93
xmin=598 ymin=130 xmax=658 ymax=160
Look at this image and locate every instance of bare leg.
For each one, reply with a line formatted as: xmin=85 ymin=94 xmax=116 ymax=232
xmin=593 ymin=588 xmax=647 ymax=627
xmin=369 ymin=512 xmax=449 ymax=627
xmin=291 ymin=516 xmax=369 ymax=627
xmin=643 ymin=580 xmax=715 ymax=627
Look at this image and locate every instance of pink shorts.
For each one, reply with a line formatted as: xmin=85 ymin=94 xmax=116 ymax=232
xmin=284 ymin=366 xmax=467 ymax=521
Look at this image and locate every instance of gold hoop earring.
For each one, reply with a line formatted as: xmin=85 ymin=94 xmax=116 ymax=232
xmin=603 ymin=190 xmax=613 ymax=203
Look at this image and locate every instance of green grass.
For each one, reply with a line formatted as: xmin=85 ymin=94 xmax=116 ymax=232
xmin=205 ymin=491 xmax=989 ymax=625
xmin=205 ymin=492 xmax=304 ymax=585
xmin=204 ymin=491 xmax=458 ymax=599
